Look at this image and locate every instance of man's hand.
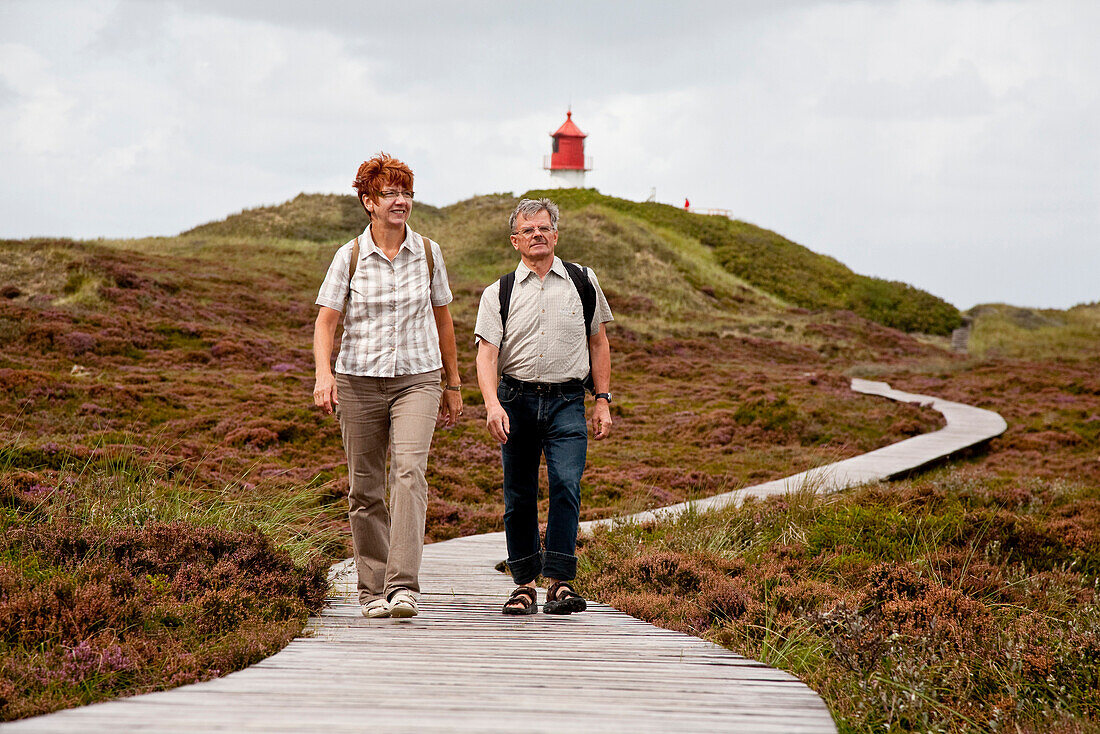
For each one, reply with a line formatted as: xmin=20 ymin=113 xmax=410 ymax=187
xmin=591 ymin=400 xmax=612 ymax=440
xmin=475 ymin=341 xmax=508 ymax=442
xmin=438 ymin=388 xmax=463 ymax=428
xmin=486 ymin=404 xmax=510 ymax=443
xmin=314 ymin=372 xmax=338 ymax=414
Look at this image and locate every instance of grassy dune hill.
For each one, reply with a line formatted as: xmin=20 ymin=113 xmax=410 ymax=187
xmin=189 ymin=189 xmax=960 ymax=337
xmin=525 ymin=189 xmax=962 ymax=336
xmin=967 ymin=301 xmax=1100 ymax=360
xmin=0 ymin=191 xmax=1096 ymax=732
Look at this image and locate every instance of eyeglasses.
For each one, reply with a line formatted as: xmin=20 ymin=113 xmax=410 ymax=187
xmin=378 ymin=190 xmax=414 ymax=200
xmin=513 ymin=225 xmax=555 ymax=238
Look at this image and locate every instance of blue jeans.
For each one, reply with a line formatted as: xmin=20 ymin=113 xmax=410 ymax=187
xmin=498 ymin=378 xmax=588 ymax=585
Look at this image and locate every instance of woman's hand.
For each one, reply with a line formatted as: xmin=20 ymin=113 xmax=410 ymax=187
xmin=313 ymin=307 xmax=341 ymax=414
xmin=438 ymin=387 xmax=463 ymax=428
xmin=314 ymin=372 xmax=338 ymax=414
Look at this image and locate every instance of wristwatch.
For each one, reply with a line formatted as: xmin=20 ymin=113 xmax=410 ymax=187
xmin=594 ymin=392 xmax=612 ymax=403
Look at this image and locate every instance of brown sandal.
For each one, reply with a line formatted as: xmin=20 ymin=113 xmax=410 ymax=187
xmin=502 ymin=586 xmax=538 ymax=615
xmin=543 ymin=581 xmax=586 ymax=615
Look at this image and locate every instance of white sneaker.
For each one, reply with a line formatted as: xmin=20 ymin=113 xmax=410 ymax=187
xmin=388 ymin=589 xmax=419 ymax=618
xmin=361 ymin=598 xmax=391 ymax=618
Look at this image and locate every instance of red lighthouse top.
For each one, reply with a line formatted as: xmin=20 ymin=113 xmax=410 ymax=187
xmin=548 ymin=110 xmax=589 ymax=171
xmin=553 ymin=110 xmax=586 ymax=139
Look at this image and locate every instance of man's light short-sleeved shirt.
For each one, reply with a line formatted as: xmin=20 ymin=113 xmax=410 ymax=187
xmin=316 ymin=224 xmax=452 ymax=377
xmin=474 ymin=257 xmax=613 ymax=383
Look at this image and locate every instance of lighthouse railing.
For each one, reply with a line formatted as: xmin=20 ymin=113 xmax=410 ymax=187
xmin=542 ymin=154 xmax=594 ymax=172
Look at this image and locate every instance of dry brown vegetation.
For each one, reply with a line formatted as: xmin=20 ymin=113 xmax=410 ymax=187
xmin=1 ymin=191 xmax=1095 ymax=731
xmin=577 ymin=339 xmax=1100 ymax=732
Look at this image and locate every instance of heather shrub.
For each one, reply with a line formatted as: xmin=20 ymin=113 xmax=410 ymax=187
xmin=0 ymin=517 xmax=326 ymax=721
xmin=0 ymin=435 xmax=342 ymax=722
xmin=3 ymin=191 xmax=1090 ymax=729
xmin=577 ymin=477 xmax=1100 ymax=733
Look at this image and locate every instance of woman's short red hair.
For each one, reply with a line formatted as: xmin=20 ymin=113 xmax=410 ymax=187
xmin=353 ymin=152 xmax=413 ymax=205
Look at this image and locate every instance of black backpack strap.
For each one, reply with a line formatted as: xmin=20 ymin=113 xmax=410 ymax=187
xmin=562 ymin=261 xmax=597 ymax=393
xmin=497 ymin=271 xmax=516 ymax=348
xmin=562 ymin=261 xmax=596 ymax=338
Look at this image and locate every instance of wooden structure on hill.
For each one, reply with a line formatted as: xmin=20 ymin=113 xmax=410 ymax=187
xmin=951 ymin=316 xmax=973 ymax=354
xmin=687 ymin=207 xmax=734 ymax=218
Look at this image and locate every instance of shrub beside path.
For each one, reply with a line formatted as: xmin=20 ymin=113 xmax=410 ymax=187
xmin=6 ymin=379 xmax=1005 ymax=733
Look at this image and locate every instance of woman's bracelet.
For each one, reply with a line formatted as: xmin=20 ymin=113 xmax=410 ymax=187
xmin=445 ymin=384 xmax=461 ymax=392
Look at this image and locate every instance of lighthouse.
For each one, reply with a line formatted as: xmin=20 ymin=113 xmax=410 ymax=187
xmin=543 ymin=109 xmax=591 ymax=188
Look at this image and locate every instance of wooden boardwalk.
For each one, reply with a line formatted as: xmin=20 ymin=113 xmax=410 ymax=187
xmin=6 ymin=380 xmax=1005 ymax=733
xmin=585 ymin=378 xmax=1007 ymax=530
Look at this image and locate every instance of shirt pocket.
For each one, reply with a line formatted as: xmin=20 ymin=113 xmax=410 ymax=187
xmin=348 ymin=280 xmax=386 ymax=323
xmin=556 ymin=303 xmax=586 ymax=345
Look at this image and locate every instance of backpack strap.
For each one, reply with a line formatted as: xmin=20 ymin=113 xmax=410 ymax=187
xmin=562 ymin=261 xmax=596 ymax=338
xmin=497 ymin=271 xmax=517 ymax=348
xmin=563 ymin=261 xmax=597 ymax=393
xmin=420 ymin=233 xmax=436 ymax=288
xmin=344 ymin=235 xmax=361 ymax=312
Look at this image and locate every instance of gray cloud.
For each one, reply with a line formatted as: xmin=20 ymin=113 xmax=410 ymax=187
xmin=1 ymin=0 xmax=1097 ymax=309
xmin=818 ymin=61 xmax=996 ymax=119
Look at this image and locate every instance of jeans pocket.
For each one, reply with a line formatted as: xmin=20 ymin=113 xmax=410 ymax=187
xmin=561 ymin=388 xmax=585 ymax=405
xmin=498 ymin=384 xmax=519 ymax=404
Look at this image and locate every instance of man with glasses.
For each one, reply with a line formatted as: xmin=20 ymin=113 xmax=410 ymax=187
xmin=474 ymin=198 xmax=614 ymax=615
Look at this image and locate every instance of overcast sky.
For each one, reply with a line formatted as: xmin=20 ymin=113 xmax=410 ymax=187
xmin=2 ymin=0 xmax=1097 ymax=310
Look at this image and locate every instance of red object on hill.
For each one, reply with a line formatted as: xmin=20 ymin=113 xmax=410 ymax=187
xmin=548 ymin=110 xmax=588 ymax=171
xmin=684 ymin=198 xmax=690 ymax=210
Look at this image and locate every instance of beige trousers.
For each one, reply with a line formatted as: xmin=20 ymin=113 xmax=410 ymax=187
xmin=336 ymin=369 xmax=442 ymax=605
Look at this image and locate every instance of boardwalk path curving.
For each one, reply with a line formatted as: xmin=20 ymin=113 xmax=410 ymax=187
xmin=7 ymin=380 xmax=1005 ymax=733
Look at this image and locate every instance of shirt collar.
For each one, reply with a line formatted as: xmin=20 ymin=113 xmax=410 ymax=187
xmin=359 ymin=223 xmax=418 ymax=259
xmin=516 ymin=256 xmax=566 ymax=283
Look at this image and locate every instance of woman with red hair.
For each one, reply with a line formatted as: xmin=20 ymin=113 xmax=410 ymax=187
xmin=312 ymin=153 xmax=462 ymax=619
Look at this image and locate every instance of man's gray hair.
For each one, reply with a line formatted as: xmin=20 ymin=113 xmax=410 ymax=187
xmin=509 ymin=198 xmax=560 ymax=233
